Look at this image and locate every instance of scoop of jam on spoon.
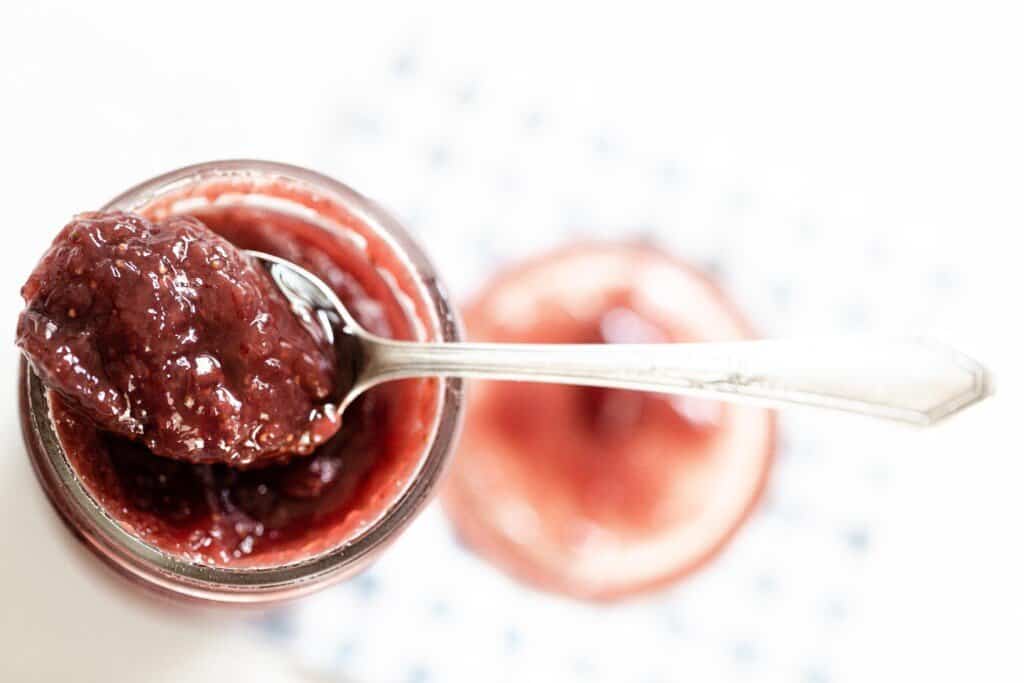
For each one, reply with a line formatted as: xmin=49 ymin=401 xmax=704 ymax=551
xmin=17 ymin=212 xmax=342 ymax=467
xmin=256 ymin=251 xmax=992 ymax=426
xmin=18 ymin=208 xmax=993 ymax=480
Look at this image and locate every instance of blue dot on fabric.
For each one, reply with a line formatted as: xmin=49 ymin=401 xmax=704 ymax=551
xmin=336 ymin=640 xmax=359 ymax=665
xmin=524 ymin=111 xmax=544 ymax=130
xmin=429 ymin=600 xmax=451 ymax=620
xmin=405 ymin=664 xmax=431 ymax=683
xmin=844 ymin=527 xmax=871 ymax=552
xmin=504 ymin=627 xmax=523 ymax=653
xmin=393 ymin=51 xmax=417 ymax=78
xmin=256 ymin=609 xmax=295 ymax=641
xmin=755 ymin=573 xmax=780 ymax=596
xmin=803 ymin=665 xmax=831 ymax=683
xmin=351 ymin=572 xmax=380 ymax=598
xmin=455 ymin=82 xmax=479 ymax=106
xmin=657 ymin=161 xmax=684 ymax=187
xmin=732 ymin=640 xmax=756 ymax=664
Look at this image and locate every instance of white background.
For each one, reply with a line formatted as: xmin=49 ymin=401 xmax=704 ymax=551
xmin=0 ymin=2 xmax=1020 ymax=681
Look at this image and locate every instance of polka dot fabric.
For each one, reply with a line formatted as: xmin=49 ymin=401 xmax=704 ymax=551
xmin=253 ymin=44 xmax=958 ymax=683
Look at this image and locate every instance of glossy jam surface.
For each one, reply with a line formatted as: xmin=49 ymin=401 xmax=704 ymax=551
xmin=39 ymin=204 xmax=438 ymax=566
xmin=18 ymin=212 xmax=340 ymax=467
xmin=442 ymin=244 xmax=775 ymax=600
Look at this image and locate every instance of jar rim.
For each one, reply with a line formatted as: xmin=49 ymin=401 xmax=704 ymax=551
xmin=22 ymin=160 xmax=465 ymax=603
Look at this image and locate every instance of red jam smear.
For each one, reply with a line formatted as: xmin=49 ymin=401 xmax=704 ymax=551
xmin=442 ymin=243 xmax=775 ymax=600
xmin=482 ymin=302 xmax=717 ymax=535
xmin=18 ymin=212 xmax=341 ymax=467
xmin=44 ymin=203 xmax=439 ymax=566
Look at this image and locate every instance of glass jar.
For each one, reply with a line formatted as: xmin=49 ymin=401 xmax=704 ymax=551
xmin=19 ymin=160 xmax=464 ymax=604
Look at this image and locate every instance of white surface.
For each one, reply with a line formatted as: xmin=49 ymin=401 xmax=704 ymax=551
xmin=0 ymin=2 xmax=1020 ymax=681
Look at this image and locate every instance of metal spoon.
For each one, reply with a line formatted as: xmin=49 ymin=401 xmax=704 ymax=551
xmin=251 ymin=251 xmax=992 ymax=426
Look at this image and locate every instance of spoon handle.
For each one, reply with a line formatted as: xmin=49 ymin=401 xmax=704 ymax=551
xmin=365 ymin=337 xmax=990 ymax=425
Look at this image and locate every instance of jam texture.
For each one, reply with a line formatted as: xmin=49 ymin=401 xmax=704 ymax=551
xmin=17 ymin=211 xmax=341 ymax=467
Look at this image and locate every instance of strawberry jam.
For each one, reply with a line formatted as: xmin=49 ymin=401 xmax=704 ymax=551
xmin=21 ymin=204 xmax=438 ymax=567
xmin=18 ymin=212 xmax=341 ymax=467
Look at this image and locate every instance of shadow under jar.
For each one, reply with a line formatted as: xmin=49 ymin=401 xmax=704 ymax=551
xmin=19 ymin=160 xmax=464 ymax=604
